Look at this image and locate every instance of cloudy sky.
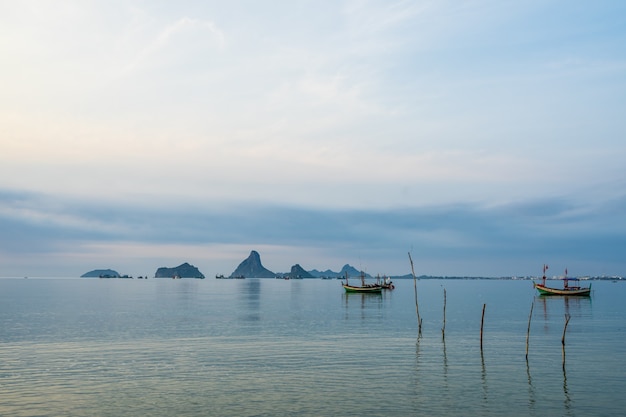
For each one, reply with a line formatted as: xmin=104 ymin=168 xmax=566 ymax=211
xmin=1 ymin=0 xmax=625 ymax=278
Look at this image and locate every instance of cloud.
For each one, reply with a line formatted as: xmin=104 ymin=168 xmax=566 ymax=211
xmin=123 ymin=16 xmax=225 ymax=74
xmin=1 ymin=1 xmax=625 ymax=276
xmin=1 ymin=189 xmax=624 ymax=277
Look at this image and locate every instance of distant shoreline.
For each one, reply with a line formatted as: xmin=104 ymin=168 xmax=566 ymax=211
xmin=3 ymin=275 xmax=624 ymax=281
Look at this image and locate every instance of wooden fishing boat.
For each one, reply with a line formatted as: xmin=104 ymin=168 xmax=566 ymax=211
xmin=533 ymin=265 xmax=591 ymax=296
xmin=342 ymin=272 xmax=382 ymax=293
xmin=342 ymin=284 xmax=382 ymax=293
xmin=379 ymin=275 xmax=395 ymax=290
xmin=373 ymin=274 xmax=395 ymax=289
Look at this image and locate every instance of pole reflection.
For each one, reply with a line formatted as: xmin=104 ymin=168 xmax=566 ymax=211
xmin=526 ymin=359 xmax=536 ymax=412
xmin=411 ymin=335 xmax=422 ymax=410
xmin=442 ymin=336 xmax=448 ymax=387
xmin=563 ymin=364 xmax=572 ymax=415
xmin=480 ymin=350 xmax=488 ymax=404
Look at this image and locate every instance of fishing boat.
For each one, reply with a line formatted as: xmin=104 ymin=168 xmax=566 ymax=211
xmin=533 ymin=265 xmax=591 ymax=296
xmin=379 ymin=275 xmax=395 ymax=290
xmin=342 ymin=272 xmax=382 ymax=293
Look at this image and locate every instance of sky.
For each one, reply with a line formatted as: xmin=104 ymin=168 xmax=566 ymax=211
xmin=1 ymin=0 xmax=625 ymax=278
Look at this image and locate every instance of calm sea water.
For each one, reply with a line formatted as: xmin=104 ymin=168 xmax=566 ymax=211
xmin=1 ymin=277 xmax=624 ymax=416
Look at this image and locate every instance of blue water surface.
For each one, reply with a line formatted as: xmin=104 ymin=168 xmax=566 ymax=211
xmin=0 ymin=277 xmax=624 ymax=416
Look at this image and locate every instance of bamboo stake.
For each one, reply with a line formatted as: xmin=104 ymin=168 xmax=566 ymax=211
xmin=480 ymin=303 xmax=486 ymax=351
xmin=562 ymin=313 xmax=571 ymax=368
xmin=525 ymin=300 xmax=534 ymax=359
xmin=408 ymin=252 xmax=422 ymax=335
xmin=561 ymin=314 xmax=571 ymax=346
xmin=442 ymin=288 xmax=447 ymax=339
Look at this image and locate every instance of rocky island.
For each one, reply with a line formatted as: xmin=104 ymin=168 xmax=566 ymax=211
xmin=307 ymin=264 xmax=369 ymax=279
xmin=285 ymin=264 xmax=314 ymax=279
xmin=154 ymin=262 xmax=205 ymax=278
xmin=229 ymin=251 xmax=275 ymax=278
xmin=81 ymin=269 xmax=121 ymax=278
xmin=227 ymin=251 xmax=368 ymax=279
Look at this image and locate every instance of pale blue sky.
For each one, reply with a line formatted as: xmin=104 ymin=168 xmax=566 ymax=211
xmin=1 ymin=1 xmax=625 ymax=277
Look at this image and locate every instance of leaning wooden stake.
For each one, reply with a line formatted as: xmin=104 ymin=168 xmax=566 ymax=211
xmin=480 ymin=303 xmax=486 ymax=351
xmin=442 ymin=288 xmax=447 ymax=339
xmin=561 ymin=313 xmax=571 ymax=367
xmin=408 ymin=252 xmax=422 ymax=335
xmin=525 ymin=300 xmax=534 ymax=359
xmin=561 ymin=313 xmax=571 ymax=346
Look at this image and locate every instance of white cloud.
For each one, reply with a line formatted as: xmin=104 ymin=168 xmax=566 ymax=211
xmin=122 ymin=16 xmax=225 ymax=75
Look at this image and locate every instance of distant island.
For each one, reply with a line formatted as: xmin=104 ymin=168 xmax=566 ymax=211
xmin=80 ymin=251 xmax=624 ymax=281
xmin=225 ymin=252 xmax=625 ymax=280
xmin=229 ymin=250 xmax=275 ymax=278
xmin=154 ymin=262 xmax=205 ymax=279
xmin=226 ymin=251 xmax=372 ymax=279
xmin=81 ymin=269 xmax=122 ymax=278
xmin=286 ymin=264 xmax=314 ymax=279
xmin=80 ymin=262 xmax=205 ymax=279
xmin=306 ymin=264 xmax=368 ymax=279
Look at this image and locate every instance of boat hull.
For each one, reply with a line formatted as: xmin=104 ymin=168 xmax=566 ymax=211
xmin=342 ymin=284 xmax=382 ymax=293
xmin=534 ymin=283 xmax=591 ymax=296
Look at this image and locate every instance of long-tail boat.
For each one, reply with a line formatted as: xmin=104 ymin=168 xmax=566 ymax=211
xmin=374 ymin=274 xmax=395 ymax=290
xmin=342 ymin=272 xmax=382 ymax=293
xmin=533 ymin=264 xmax=591 ymax=296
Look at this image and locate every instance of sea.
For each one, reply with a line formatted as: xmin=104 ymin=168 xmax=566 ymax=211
xmin=1 ymin=277 xmax=624 ymax=416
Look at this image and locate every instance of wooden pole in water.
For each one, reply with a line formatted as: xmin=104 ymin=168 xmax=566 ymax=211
xmin=442 ymin=288 xmax=447 ymax=339
xmin=408 ymin=252 xmax=422 ymax=335
xmin=525 ymin=300 xmax=534 ymax=359
xmin=561 ymin=313 xmax=571 ymax=346
xmin=562 ymin=313 xmax=571 ymax=367
xmin=480 ymin=303 xmax=486 ymax=351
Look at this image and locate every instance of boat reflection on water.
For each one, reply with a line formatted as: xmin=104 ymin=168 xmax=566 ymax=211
xmin=531 ymin=291 xmax=586 ymax=415
xmin=342 ymin=290 xmax=383 ymax=320
xmin=536 ymin=293 xmax=592 ymax=324
xmin=342 ymin=290 xmax=382 ymax=306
